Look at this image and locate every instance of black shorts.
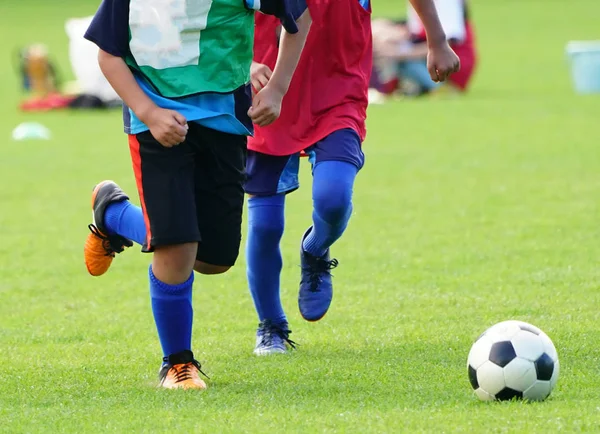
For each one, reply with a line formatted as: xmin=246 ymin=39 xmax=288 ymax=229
xmin=128 ymin=123 xmax=247 ymax=266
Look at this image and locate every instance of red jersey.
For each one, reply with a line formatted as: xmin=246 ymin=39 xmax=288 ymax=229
xmin=249 ymin=0 xmax=372 ymax=156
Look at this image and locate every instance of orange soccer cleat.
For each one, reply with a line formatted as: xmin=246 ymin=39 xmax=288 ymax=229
xmin=84 ymin=180 xmax=132 ymax=276
xmin=158 ymin=351 xmax=208 ymax=390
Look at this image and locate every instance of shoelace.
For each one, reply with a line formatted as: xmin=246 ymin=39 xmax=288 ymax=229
xmin=258 ymin=320 xmax=297 ymax=349
xmin=302 ymin=257 xmax=339 ymax=292
xmin=173 ymin=364 xmax=195 ymax=383
xmin=88 ymin=224 xmax=131 ymax=255
xmin=173 ymin=360 xmax=209 ymax=383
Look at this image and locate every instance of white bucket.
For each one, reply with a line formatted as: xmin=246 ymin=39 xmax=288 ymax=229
xmin=566 ymin=41 xmax=600 ymax=94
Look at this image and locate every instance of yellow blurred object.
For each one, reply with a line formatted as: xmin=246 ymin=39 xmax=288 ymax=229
xmin=18 ymin=44 xmax=74 ymax=111
xmin=24 ymin=44 xmax=56 ymax=97
xmin=428 ymin=82 xmax=461 ymax=98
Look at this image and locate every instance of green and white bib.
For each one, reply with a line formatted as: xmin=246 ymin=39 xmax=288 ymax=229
xmin=125 ymin=0 xmax=255 ymax=97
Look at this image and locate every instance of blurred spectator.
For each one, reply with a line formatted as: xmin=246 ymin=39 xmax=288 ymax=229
xmin=371 ymin=0 xmax=477 ymax=97
xmin=65 ymin=16 xmax=121 ymax=108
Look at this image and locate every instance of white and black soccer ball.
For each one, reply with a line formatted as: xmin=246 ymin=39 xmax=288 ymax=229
xmin=467 ymin=320 xmax=559 ymax=401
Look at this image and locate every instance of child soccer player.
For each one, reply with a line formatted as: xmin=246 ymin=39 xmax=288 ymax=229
xmin=245 ymin=0 xmax=460 ymax=354
xmin=83 ymin=0 xmax=311 ymax=389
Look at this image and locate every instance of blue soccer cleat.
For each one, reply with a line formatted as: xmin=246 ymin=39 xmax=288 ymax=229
xmin=298 ymin=227 xmax=339 ymax=322
xmin=254 ymin=320 xmax=296 ymax=356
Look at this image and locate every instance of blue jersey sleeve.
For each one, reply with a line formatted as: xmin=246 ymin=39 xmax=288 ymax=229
xmin=282 ymin=0 xmax=309 ymax=21
xmin=247 ymin=0 xmax=308 ymax=34
xmin=84 ymin=0 xmax=130 ymax=58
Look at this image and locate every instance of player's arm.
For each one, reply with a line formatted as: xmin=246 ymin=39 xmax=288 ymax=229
xmin=266 ymin=8 xmax=311 ymax=98
xmin=248 ymin=0 xmax=311 ymax=126
xmin=409 ymin=0 xmax=461 ymax=81
xmin=97 ymin=51 xmax=187 ymax=147
xmin=83 ymin=0 xmax=187 ymax=147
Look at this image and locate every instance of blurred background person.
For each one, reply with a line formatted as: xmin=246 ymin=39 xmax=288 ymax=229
xmin=372 ymin=0 xmax=477 ymax=98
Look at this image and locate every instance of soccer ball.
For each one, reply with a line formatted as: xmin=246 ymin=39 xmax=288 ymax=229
xmin=467 ymin=320 xmax=559 ymax=401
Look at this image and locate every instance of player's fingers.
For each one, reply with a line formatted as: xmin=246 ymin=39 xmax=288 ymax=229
xmin=254 ymin=113 xmax=269 ymax=126
xmin=255 ymin=117 xmax=271 ymax=127
xmin=167 ymin=132 xmax=181 ymax=145
xmin=442 ymin=65 xmax=453 ymax=80
xmin=250 ymin=113 xmax=264 ymax=125
xmin=257 ymin=74 xmax=270 ymax=89
xmin=161 ymin=128 xmax=185 ymax=145
xmin=262 ymin=66 xmax=273 ymax=79
xmin=252 ymin=115 xmax=267 ymax=126
xmin=172 ymin=123 xmax=188 ymax=136
xmin=428 ymin=64 xmax=439 ymax=82
xmin=173 ymin=131 xmax=187 ymax=144
xmin=261 ymin=112 xmax=278 ymax=126
xmin=168 ymin=121 xmax=187 ymax=137
xmin=247 ymin=96 xmax=263 ymax=117
xmin=249 ymin=105 xmax=268 ymax=122
xmin=158 ymin=137 xmax=176 ymax=148
xmin=437 ymin=69 xmax=447 ymax=82
xmin=251 ymin=75 xmax=269 ymax=93
xmin=252 ymin=111 xmax=272 ymax=126
xmin=151 ymin=130 xmax=173 ymax=148
xmin=171 ymin=111 xmax=187 ymax=126
xmin=260 ymin=114 xmax=277 ymax=127
xmin=251 ymin=80 xmax=263 ymax=94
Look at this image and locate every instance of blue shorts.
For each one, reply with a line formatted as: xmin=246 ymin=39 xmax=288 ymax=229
xmin=244 ymin=128 xmax=365 ymax=196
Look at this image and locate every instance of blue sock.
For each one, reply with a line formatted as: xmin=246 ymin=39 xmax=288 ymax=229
xmin=104 ymin=200 xmax=147 ymax=246
xmin=246 ymin=195 xmax=287 ymax=324
xmin=303 ymin=161 xmax=358 ymax=257
xmin=149 ymin=266 xmax=194 ymax=357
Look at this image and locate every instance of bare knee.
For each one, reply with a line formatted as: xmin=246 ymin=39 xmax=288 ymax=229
xmin=152 ymin=243 xmax=198 ymax=284
xmin=194 ymin=261 xmax=231 ymax=275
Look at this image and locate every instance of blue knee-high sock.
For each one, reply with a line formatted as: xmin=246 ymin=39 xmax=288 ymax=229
xmin=246 ymin=195 xmax=287 ymax=324
xmin=149 ymin=266 xmax=194 ymax=357
xmin=104 ymin=200 xmax=147 ymax=245
xmin=302 ymin=161 xmax=358 ymax=257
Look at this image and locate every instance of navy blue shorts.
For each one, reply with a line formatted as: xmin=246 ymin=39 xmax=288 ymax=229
xmin=244 ymin=128 xmax=365 ymax=196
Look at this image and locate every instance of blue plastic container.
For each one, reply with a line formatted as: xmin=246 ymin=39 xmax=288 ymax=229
xmin=566 ymin=41 xmax=600 ymax=94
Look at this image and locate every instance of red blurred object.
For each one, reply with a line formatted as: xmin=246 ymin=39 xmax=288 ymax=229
xmin=20 ymin=93 xmax=75 ymax=112
xmin=378 ymin=78 xmax=400 ymax=95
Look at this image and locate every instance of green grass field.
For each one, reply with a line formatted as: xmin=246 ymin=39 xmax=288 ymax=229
xmin=1 ymin=0 xmax=600 ymax=432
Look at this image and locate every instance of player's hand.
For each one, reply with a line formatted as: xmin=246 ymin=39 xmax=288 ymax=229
xmin=248 ymin=85 xmax=283 ymax=127
xmin=250 ymin=62 xmax=273 ymax=94
xmin=427 ymin=41 xmax=460 ymax=82
xmin=143 ymin=108 xmax=188 ymax=147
